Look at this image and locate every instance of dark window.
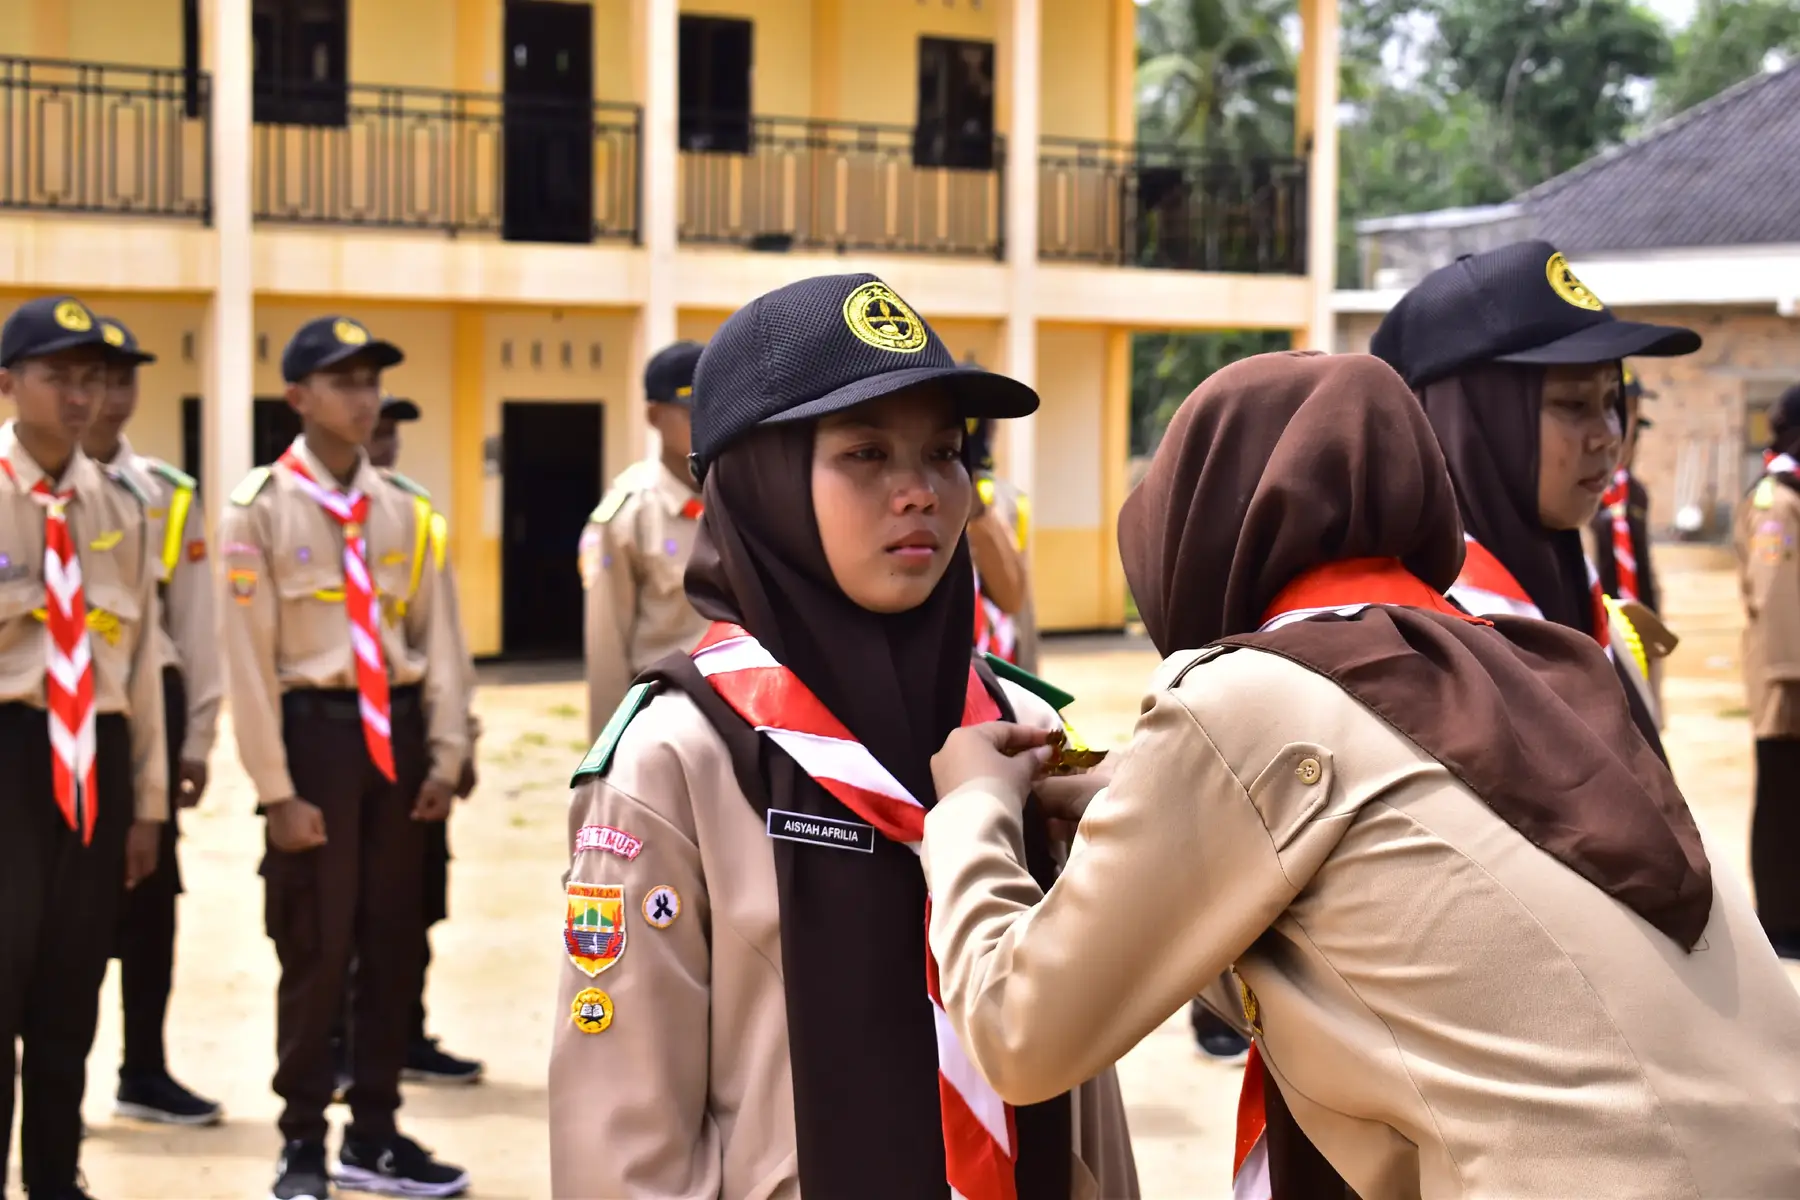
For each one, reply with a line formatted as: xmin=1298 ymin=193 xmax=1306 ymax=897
xmin=678 ymin=15 xmax=753 ymax=154
xmin=253 ymin=0 xmax=348 ymax=127
xmin=915 ymin=37 xmax=994 ymax=170
xmin=182 ymin=397 xmax=201 ymax=485
xmin=179 ymin=397 xmax=301 ymax=490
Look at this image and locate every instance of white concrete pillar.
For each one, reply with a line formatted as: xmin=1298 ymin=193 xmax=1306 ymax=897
xmin=204 ymin=0 xmax=253 ymax=529
xmin=1298 ymin=0 xmax=1341 ymax=351
xmin=632 ymin=0 xmax=680 ymax=467
xmin=1003 ymin=0 xmax=1041 ymax=501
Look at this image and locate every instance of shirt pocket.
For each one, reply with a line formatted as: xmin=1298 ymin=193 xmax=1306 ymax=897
xmin=82 ymin=577 xmax=145 ymax=674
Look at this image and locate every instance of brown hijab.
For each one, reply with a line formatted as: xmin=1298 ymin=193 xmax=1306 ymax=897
xmin=653 ymin=421 xmax=1071 ymax=1199
xmin=1119 ymin=351 xmax=1713 ymax=948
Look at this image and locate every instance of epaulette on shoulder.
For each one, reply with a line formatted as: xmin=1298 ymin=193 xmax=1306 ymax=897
xmin=571 ymin=680 xmax=660 ymax=785
xmin=1754 ymin=477 xmax=1778 ymax=509
xmin=385 ymin=470 xmax=431 ymax=501
xmin=230 ymin=466 xmax=273 ymax=506
xmin=591 ymin=460 xmax=659 ymax=525
xmin=146 ymin=458 xmax=196 ymax=492
xmin=983 ymin=653 xmax=1075 ymax=712
xmin=104 ymin=464 xmax=153 ymax=509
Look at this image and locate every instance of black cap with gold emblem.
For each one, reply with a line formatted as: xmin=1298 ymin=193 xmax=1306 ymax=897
xmin=0 ymin=295 xmax=110 ymax=368
xmin=281 ymin=315 xmax=404 ymax=383
xmin=1371 ymin=240 xmax=1701 ymax=390
xmin=96 ymin=315 xmax=157 ymax=366
xmin=688 ymin=272 xmax=1037 ymax=476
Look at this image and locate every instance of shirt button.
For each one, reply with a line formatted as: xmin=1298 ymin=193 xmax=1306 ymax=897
xmin=1296 ymin=757 xmax=1322 ymax=785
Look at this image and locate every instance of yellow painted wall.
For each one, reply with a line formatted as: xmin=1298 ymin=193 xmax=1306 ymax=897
xmin=1032 ymin=324 xmax=1109 ymax=629
xmin=832 ymin=0 xmax=997 ymax=127
xmin=352 ymin=0 xmax=457 ymax=91
xmin=676 ymin=309 xmax=731 ymax=345
xmin=65 ymin=0 xmax=182 ymax=67
xmin=1041 ymin=0 xmax=1113 ymax=141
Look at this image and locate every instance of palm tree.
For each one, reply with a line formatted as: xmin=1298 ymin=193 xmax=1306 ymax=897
xmin=1135 ymin=0 xmax=1298 ymax=154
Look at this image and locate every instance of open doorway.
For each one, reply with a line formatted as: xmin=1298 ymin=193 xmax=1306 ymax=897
xmin=501 ymin=400 xmax=602 ymax=658
xmin=503 ymin=0 xmax=595 ymax=244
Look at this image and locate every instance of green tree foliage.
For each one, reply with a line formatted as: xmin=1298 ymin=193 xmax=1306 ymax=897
xmin=1136 ymin=0 xmax=1297 ymax=152
xmin=1655 ymin=0 xmax=1800 ymax=118
xmin=1131 ymin=329 xmax=1291 ymax=455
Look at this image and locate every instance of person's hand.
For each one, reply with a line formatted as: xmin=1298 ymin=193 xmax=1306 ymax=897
xmin=1033 ymin=754 xmax=1116 ymax=823
xmin=267 ymin=798 xmax=328 ymax=852
xmin=413 ymin=778 xmax=456 ymax=823
xmin=177 ymin=759 xmax=209 ymax=808
xmin=455 ymin=757 xmax=478 ymax=799
xmin=125 ymin=820 xmax=161 ymax=888
xmin=932 ymin=722 xmax=1052 ymax=803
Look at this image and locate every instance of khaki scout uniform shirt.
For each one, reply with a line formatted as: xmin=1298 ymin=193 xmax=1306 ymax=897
xmin=1735 ymin=476 xmax=1800 ymax=739
xmin=218 ymin=438 xmax=468 ymax=805
xmin=0 ymin=421 xmax=167 ymax=821
xmin=382 ymin=469 xmax=480 ymax=752
xmin=548 ymin=679 xmax=1138 ymax=1200
xmin=101 ymin=435 xmax=222 ymax=764
xmin=580 ymin=460 xmax=708 ymax=737
xmin=924 ymin=646 xmax=1800 ymax=1200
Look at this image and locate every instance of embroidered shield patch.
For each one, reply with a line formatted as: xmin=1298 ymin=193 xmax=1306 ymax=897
xmin=564 ymin=883 xmax=626 ymax=977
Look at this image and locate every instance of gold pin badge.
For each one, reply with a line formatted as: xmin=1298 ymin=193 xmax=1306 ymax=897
xmin=53 ymin=300 xmax=92 ymax=332
xmin=571 ymin=986 xmax=614 ymax=1034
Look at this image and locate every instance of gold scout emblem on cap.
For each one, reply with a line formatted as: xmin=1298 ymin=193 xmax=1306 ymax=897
xmin=53 ymin=301 xmax=92 ymax=332
xmin=101 ymin=322 xmax=125 ymax=348
xmin=333 ymin=319 xmax=370 ymax=346
xmin=843 ymin=282 xmax=927 ymax=354
xmin=1546 ymin=252 xmax=1603 ymax=312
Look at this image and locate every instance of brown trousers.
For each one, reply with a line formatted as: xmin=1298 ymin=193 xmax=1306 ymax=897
xmin=265 ymin=686 xmax=427 ymax=1145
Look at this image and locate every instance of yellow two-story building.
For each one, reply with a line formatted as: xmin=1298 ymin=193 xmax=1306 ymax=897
xmin=0 ymin=0 xmax=1339 ymax=656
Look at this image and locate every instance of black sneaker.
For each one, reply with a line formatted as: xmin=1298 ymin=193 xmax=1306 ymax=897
xmin=115 ymin=1069 xmax=224 ymax=1126
xmin=336 ymin=1133 xmax=469 ymax=1198
xmin=271 ymin=1140 xmax=332 ymax=1200
xmin=401 ymin=1038 xmax=484 ymax=1086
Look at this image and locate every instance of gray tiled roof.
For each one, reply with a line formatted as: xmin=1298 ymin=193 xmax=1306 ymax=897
xmin=1522 ymin=62 xmax=1800 ymax=253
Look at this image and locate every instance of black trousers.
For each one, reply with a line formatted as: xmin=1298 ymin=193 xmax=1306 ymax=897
xmin=1753 ymin=737 xmax=1800 ymax=949
xmin=112 ymin=667 xmax=186 ymax=1077
xmin=0 ymin=705 xmax=132 ymax=1190
xmin=266 ymin=688 xmax=427 ymax=1145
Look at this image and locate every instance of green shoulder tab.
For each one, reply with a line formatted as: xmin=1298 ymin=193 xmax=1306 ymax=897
xmin=104 ymin=465 xmax=153 ymax=509
xmin=146 ymin=458 xmax=197 ymax=493
xmin=385 ymin=470 xmax=431 ymax=501
xmin=230 ymin=466 xmax=273 ymax=507
xmin=983 ymin=654 xmax=1076 ymax=712
xmin=1755 ymin=477 xmax=1777 ymax=509
xmin=572 ymin=681 xmax=658 ymax=784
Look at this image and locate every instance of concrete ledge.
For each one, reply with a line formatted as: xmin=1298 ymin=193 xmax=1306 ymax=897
xmin=1036 ymin=262 xmax=1312 ymax=329
xmin=0 ymin=214 xmax=217 ymax=294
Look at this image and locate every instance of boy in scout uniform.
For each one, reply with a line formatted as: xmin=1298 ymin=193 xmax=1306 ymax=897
xmin=0 ymin=295 xmax=167 ymax=1199
xmin=81 ymin=314 xmax=226 ymax=1128
xmin=580 ymin=340 xmax=709 ymax=736
xmin=218 ymin=316 xmax=470 ymax=1199
xmin=1735 ymin=381 xmax=1800 ymax=961
xmin=964 ymin=417 xmax=1039 ymax=672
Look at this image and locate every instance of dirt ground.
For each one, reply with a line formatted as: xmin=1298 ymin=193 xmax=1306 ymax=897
xmin=10 ymin=545 xmax=1794 ymax=1199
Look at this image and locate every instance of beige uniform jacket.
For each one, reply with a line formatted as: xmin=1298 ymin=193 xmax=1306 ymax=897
xmin=0 ymin=421 xmax=167 ymax=821
xmin=549 ymin=679 xmax=1138 ymax=1200
xmin=581 ymin=461 xmax=708 ymax=737
xmin=381 ymin=469 xmax=480 ymax=751
xmin=925 ymin=644 xmax=1800 ymax=1200
xmin=217 ymin=438 xmax=468 ymax=805
xmin=104 ymin=436 xmax=222 ymax=763
xmin=1735 ymin=477 xmax=1800 ymax=738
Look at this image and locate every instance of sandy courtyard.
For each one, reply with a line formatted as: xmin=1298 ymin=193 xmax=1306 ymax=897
xmin=8 ymin=546 xmax=1795 ymax=1199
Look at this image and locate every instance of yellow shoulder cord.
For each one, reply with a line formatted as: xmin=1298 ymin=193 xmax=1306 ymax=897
xmin=311 ymin=498 xmax=435 ymax=617
xmin=160 ymin=484 xmax=194 ymax=581
xmin=1013 ymin=492 xmax=1031 ymax=551
xmin=1603 ymin=595 xmax=1650 ymax=682
xmin=32 ymin=608 xmax=122 ymax=645
xmin=427 ymin=511 xmax=448 ymax=572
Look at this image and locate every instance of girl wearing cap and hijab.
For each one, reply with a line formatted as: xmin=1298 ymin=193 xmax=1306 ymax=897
xmin=922 ymin=351 xmax=1800 ymax=1200
xmin=546 ymin=273 xmax=1137 ymax=1200
xmin=1371 ymin=241 xmax=1698 ymax=740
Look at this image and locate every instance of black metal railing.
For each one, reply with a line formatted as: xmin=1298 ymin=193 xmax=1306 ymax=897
xmin=253 ymin=83 xmax=640 ymax=243
xmin=0 ymin=57 xmax=211 ymax=221
xmin=1039 ymin=139 xmax=1306 ymax=274
xmin=679 ymin=115 xmax=1004 ymax=259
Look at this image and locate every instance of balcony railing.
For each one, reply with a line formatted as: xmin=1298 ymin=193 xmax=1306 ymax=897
xmin=1039 ymin=139 xmax=1307 ymax=274
xmin=0 ymin=57 xmax=211 ymax=221
xmin=253 ymin=83 xmax=640 ymax=243
xmin=678 ymin=116 xmax=1004 ymax=259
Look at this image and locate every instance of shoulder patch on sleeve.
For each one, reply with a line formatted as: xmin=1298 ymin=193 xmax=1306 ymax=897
xmin=591 ymin=461 xmax=658 ymax=525
xmin=385 ymin=470 xmax=431 ymax=501
xmin=230 ymin=466 xmax=273 ymax=506
xmin=146 ymin=458 xmax=197 ymax=492
xmin=104 ymin=464 xmax=153 ymax=509
xmin=983 ymin=653 xmax=1075 ymax=711
xmin=572 ymin=681 xmax=659 ymax=785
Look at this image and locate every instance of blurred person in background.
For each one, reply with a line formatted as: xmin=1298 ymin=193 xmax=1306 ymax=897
xmin=964 ymin=417 xmax=1038 ymax=672
xmin=83 ymin=315 xmax=225 ymax=1127
xmin=580 ymin=341 xmax=709 ymax=738
xmin=1734 ymin=382 xmax=1800 ymax=961
xmin=1590 ymin=365 xmax=1666 ymax=723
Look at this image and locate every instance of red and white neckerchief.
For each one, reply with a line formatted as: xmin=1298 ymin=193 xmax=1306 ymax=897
xmin=1 ymin=458 xmax=97 ymax=842
xmin=972 ymin=569 xmax=1018 ymax=664
xmin=679 ymin=496 xmax=704 ymax=521
xmin=1451 ymin=535 xmax=1609 ymax=649
xmin=1600 ymin=469 xmax=1638 ymax=601
xmin=692 ymin=621 xmax=1020 ymax=1200
xmin=1766 ymin=451 xmax=1798 ymax=476
xmin=1234 ymin=559 xmax=1489 ymax=1200
xmin=276 ymin=448 xmax=396 ymax=782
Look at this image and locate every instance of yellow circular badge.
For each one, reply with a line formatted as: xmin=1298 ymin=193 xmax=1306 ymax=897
xmin=1545 ymin=252 xmax=1603 ymax=312
xmin=842 ymin=282 xmax=927 ymax=354
xmin=333 ymin=319 xmax=370 ymax=346
xmin=101 ymin=322 xmax=125 ymax=348
xmin=53 ymin=300 xmax=92 ymax=332
xmin=571 ymin=987 xmax=614 ymax=1034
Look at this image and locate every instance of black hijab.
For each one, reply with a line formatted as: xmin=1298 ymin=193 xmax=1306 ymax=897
xmin=655 ymin=420 xmax=1071 ymax=1198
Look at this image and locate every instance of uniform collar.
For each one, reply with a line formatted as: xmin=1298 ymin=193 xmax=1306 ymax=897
xmin=286 ymin=434 xmax=382 ymax=496
xmin=0 ymin=418 xmax=103 ymax=497
xmin=650 ymin=459 xmax=700 ymax=514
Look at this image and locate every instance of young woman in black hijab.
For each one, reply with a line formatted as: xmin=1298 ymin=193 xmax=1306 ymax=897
xmin=547 ymin=273 xmax=1137 ymax=1200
